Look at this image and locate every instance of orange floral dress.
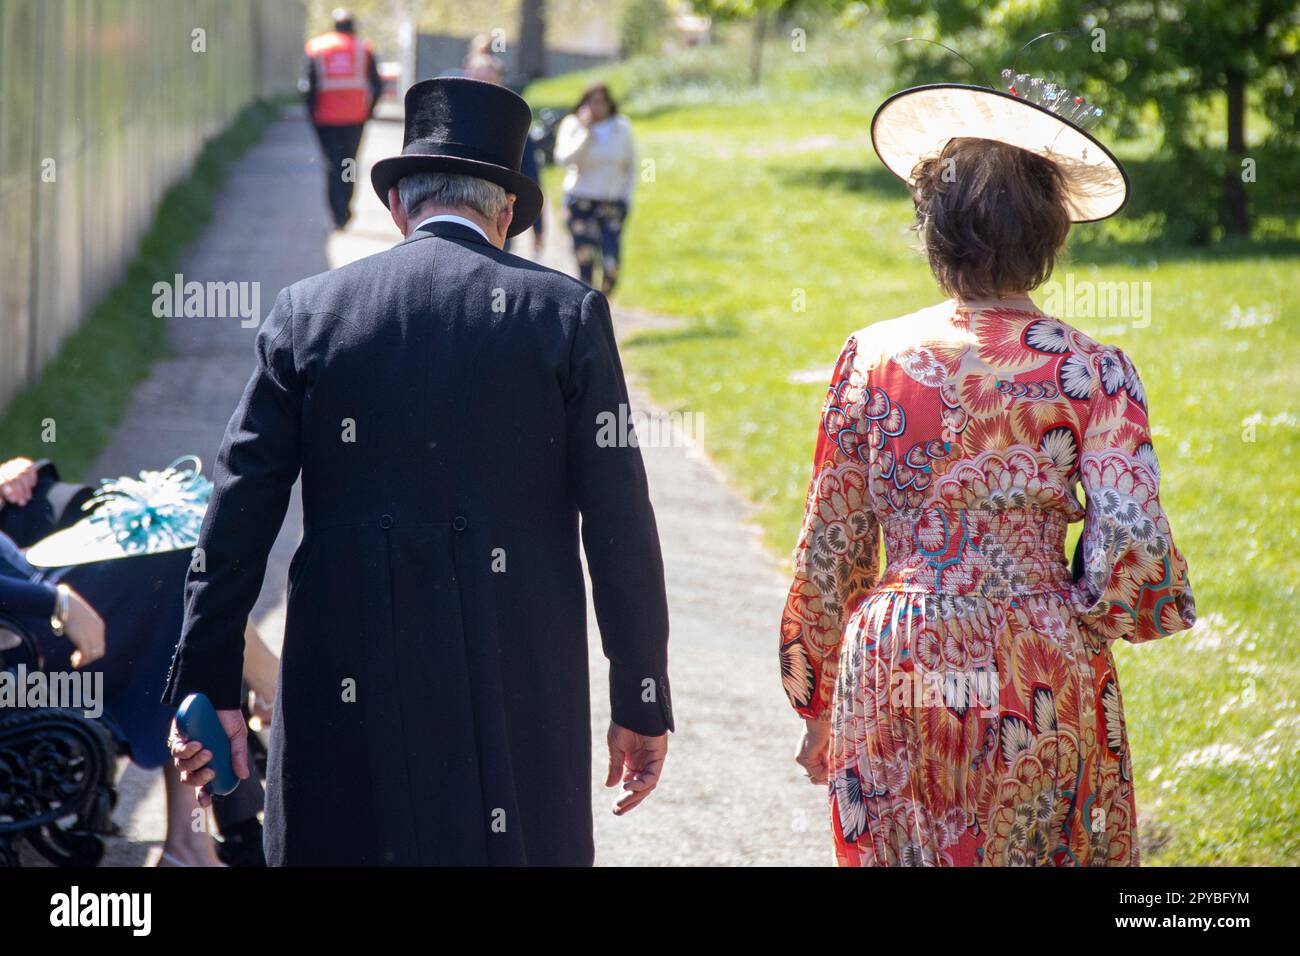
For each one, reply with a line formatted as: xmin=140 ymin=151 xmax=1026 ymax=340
xmin=779 ymin=298 xmax=1196 ymax=866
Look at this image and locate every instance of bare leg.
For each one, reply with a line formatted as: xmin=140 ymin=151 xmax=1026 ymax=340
xmin=242 ymin=618 xmax=278 ymax=723
xmin=159 ymin=760 xmax=224 ymax=867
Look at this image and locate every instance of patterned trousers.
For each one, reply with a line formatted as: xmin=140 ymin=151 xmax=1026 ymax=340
xmin=564 ymin=196 xmax=627 ymax=292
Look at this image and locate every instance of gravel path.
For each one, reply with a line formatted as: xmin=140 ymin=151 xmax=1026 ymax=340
xmin=43 ymin=105 xmax=830 ymax=867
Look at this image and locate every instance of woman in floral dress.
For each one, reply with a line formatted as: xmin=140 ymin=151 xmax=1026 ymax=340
xmin=780 ymin=82 xmax=1195 ymax=866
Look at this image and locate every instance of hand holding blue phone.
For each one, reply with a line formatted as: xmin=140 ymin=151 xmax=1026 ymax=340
xmin=175 ymin=692 xmax=241 ymax=796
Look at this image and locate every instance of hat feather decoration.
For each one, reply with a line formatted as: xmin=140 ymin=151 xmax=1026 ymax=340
xmin=83 ymin=456 xmax=212 ymax=555
xmin=24 ymin=456 xmax=212 ymax=567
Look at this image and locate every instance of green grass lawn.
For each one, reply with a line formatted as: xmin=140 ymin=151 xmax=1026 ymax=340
xmin=530 ymin=75 xmax=1299 ymax=864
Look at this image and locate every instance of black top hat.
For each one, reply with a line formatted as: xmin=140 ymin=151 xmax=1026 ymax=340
xmin=370 ymin=77 xmax=543 ymax=238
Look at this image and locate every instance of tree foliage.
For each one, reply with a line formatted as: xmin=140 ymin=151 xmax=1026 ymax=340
xmin=690 ymin=0 xmax=1300 ymax=239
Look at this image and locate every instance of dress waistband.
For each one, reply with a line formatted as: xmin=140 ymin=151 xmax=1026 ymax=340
xmin=876 ymin=508 xmax=1072 ymax=597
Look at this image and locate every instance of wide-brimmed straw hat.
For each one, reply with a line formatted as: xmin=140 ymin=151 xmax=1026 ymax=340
xmin=370 ymin=77 xmax=543 ymax=238
xmin=871 ymin=75 xmax=1128 ymax=222
xmin=25 ymin=457 xmax=212 ymax=568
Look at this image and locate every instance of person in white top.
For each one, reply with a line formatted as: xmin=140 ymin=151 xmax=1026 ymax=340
xmin=553 ymin=83 xmax=635 ymax=295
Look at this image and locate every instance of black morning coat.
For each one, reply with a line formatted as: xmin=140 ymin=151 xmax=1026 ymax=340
xmin=161 ymin=219 xmax=674 ymax=865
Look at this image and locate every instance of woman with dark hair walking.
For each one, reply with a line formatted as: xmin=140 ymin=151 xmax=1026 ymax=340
xmin=780 ymin=77 xmax=1195 ymax=866
xmin=554 ymin=83 xmax=636 ymax=295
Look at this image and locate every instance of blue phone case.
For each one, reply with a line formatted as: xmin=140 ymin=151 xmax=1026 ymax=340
xmin=175 ymin=692 xmax=239 ymax=796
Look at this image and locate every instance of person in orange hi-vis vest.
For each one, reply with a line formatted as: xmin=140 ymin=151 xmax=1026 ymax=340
xmin=300 ymin=8 xmax=383 ymax=228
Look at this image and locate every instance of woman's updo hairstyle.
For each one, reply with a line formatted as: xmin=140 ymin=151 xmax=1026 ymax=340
xmin=910 ymin=137 xmax=1071 ymax=300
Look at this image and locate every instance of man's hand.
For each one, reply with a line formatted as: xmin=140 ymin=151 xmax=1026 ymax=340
xmin=169 ymin=710 xmax=251 ymax=808
xmin=795 ymin=717 xmax=831 ymax=785
xmin=605 ymin=721 xmax=667 ymax=816
xmin=0 ymin=457 xmax=38 ymax=507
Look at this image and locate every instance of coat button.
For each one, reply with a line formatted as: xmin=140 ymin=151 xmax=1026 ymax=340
xmin=452 ymin=515 xmax=468 ymax=532
xmin=379 ymin=514 xmax=394 ymax=529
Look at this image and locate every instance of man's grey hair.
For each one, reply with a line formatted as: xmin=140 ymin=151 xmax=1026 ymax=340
xmin=397 ymin=172 xmax=508 ymax=222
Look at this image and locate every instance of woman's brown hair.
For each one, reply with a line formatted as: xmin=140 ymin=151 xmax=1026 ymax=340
xmin=575 ymin=82 xmax=618 ymax=116
xmin=910 ymin=137 xmax=1071 ymax=300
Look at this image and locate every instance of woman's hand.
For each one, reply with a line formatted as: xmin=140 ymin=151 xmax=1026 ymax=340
xmin=795 ymin=717 xmax=831 ymax=785
xmin=0 ymin=457 xmax=39 ymax=507
xmin=64 ymin=589 xmax=106 ymax=668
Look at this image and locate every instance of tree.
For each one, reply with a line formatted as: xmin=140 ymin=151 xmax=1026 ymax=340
xmin=868 ymin=0 xmax=1300 ymax=239
xmin=701 ymin=0 xmax=1299 ymax=238
xmin=692 ymin=0 xmax=808 ymax=84
xmin=518 ymin=0 xmax=548 ymax=84
xmin=620 ymin=0 xmax=672 ymax=58
xmin=1053 ymin=0 xmax=1299 ymax=238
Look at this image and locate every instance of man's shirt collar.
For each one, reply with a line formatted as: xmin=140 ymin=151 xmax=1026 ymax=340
xmin=414 ymin=214 xmax=490 ymax=243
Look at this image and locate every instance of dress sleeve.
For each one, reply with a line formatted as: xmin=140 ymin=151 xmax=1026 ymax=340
xmin=0 ymin=531 xmax=57 ymax=617
xmin=0 ymin=573 xmax=57 ymax=618
xmin=552 ymin=114 xmax=591 ymax=166
xmin=1071 ymin=346 xmax=1195 ymax=644
xmin=780 ymin=335 xmax=880 ymax=719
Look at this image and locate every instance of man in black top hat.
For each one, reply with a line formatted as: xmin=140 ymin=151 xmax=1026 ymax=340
xmin=163 ymin=78 xmax=673 ymax=865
